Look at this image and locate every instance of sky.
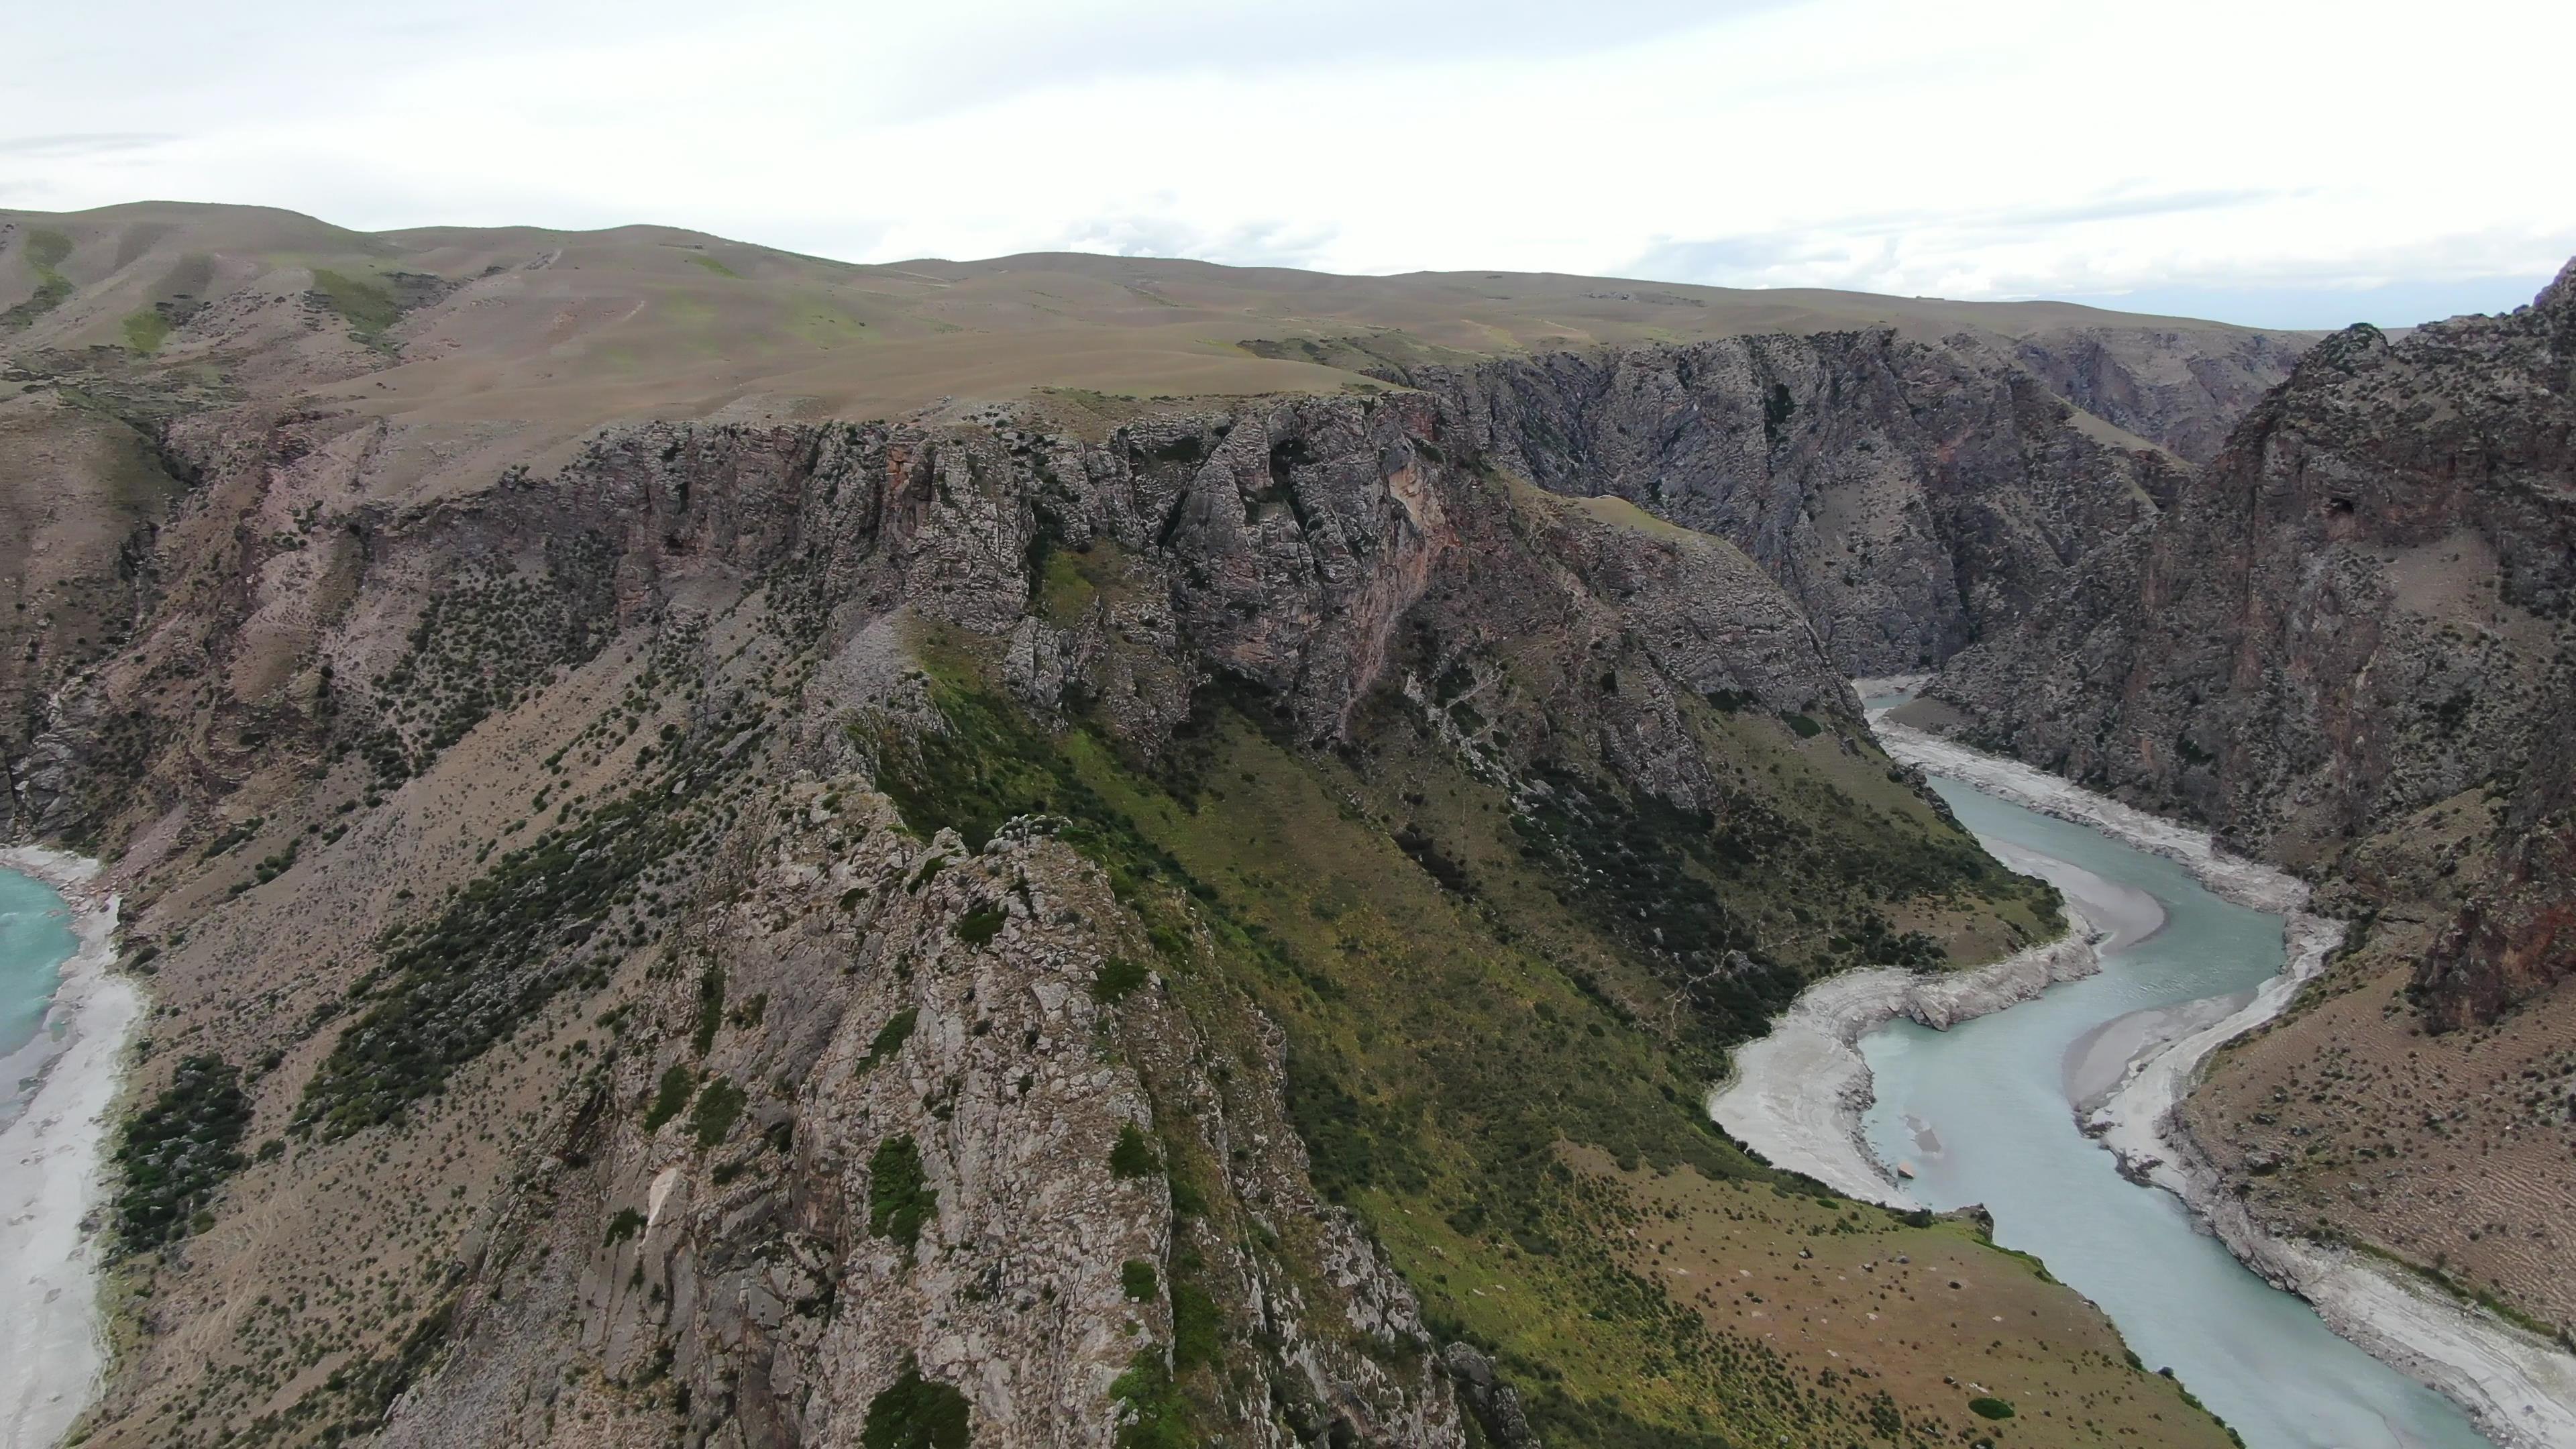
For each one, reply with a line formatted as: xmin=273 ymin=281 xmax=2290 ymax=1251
xmin=5 ymin=0 xmax=2569 ymax=329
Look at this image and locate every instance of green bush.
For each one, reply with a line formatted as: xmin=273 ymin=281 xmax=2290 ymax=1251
xmin=1091 ymin=955 xmax=1148 ymax=1004
xmin=955 ymin=905 xmax=1006 ymax=945
xmin=1119 ymin=1258 xmax=1158 ymax=1301
xmin=1107 ymin=1123 xmax=1161 ymax=1180
xmin=689 ymin=1077 xmax=746 ymax=1148
xmin=111 ymin=1055 xmax=250 ymax=1250
xmin=857 ymin=1007 xmax=918 ymax=1073
xmin=692 ymin=961 xmax=727 ymax=1055
xmin=869 ymin=1136 xmax=935 ymax=1248
xmin=643 ymin=1064 xmax=694 ymax=1130
xmin=1968 ymin=1396 xmax=2015 ymax=1421
xmin=1108 ymin=1353 xmax=1191 ymax=1449
xmin=861 ymin=1366 xmax=971 ymax=1449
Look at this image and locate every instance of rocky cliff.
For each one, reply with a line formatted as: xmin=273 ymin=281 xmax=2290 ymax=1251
xmin=1 ymin=361 xmax=2249 ymax=1449
xmin=1401 ymin=330 xmax=2191 ymax=676
xmin=1917 ymin=262 xmax=2576 ymax=1336
xmin=1927 ymin=263 xmax=2576 ymax=1014
xmin=0 ymin=202 xmax=2285 ymax=1449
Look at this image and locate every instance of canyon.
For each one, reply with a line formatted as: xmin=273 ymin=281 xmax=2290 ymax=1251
xmin=1 ymin=199 xmax=2564 ymax=1449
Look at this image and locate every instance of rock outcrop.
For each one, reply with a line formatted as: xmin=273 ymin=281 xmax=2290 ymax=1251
xmin=1403 ymin=330 xmax=2190 ymax=675
xmin=1928 ymin=262 xmax=2576 ymax=1021
xmin=11 ymin=378 xmax=2149 ymax=1449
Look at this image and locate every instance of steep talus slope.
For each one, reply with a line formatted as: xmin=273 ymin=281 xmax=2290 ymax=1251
xmin=1919 ymin=262 xmax=2576 ymax=1335
xmin=3 ymin=378 xmax=2235 ymax=1449
xmin=1403 ymin=332 xmax=2187 ymax=674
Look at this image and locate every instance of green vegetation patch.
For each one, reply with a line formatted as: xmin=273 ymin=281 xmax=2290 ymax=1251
xmin=1108 ymin=1353 xmax=1191 ymax=1449
xmin=954 ymin=904 xmax=1006 ymax=945
xmin=1091 ymin=955 xmax=1148 ymax=1004
xmin=868 ymin=1135 xmax=935 ymax=1248
xmin=643 ymin=1064 xmax=695 ymax=1130
xmin=689 ymin=1076 xmax=747 ymax=1148
xmin=351 ymin=545 xmax=619 ymax=784
xmin=297 ymin=682 xmax=768 ymax=1140
xmin=121 ymin=308 xmax=172 ymax=353
xmin=112 ymin=1055 xmax=251 ymax=1250
xmin=1969 ymin=1396 xmax=2016 ymax=1420
xmin=1119 ymin=1258 xmax=1159 ymax=1301
xmin=861 ymin=1366 xmax=971 ymax=1449
xmin=310 ymin=268 xmax=402 ymax=337
xmin=856 ymin=1006 xmax=919 ymax=1073
xmin=857 ymin=672 xmax=2104 ymax=1446
xmin=3 ymin=227 xmax=75 ymax=331
xmin=687 ymin=254 xmax=741 ymax=279
xmin=1107 ymin=1122 xmax=1161 ymax=1180
xmin=692 ymin=961 xmax=727 ymax=1055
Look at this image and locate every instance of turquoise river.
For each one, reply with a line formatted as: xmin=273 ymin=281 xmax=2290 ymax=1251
xmin=1861 ymin=777 xmax=2493 ymax=1448
xmin=0 ymin=867 xmax=80 ymax=1128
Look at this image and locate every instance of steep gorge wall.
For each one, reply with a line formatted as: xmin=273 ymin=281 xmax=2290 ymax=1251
xmin=1928 ymin=264 xmax=2576 ymax=1023
xmin=13 ymin=386 xmax=2156 ymax=1449
xmin=1403 ymin=329 xmax=2192 ymax=675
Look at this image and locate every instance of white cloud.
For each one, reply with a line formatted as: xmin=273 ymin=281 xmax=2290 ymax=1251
xmin=4 ymin=0 xmax=2567 ymax=326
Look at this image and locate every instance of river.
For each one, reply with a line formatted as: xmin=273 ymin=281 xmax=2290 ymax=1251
xmin=0 ymin=859 xmax=133 ymax=1449
xmin=1860 ymin=775 xmax=2496 ymax=1448
xmin=0 ymin=867 xmax=81 ymax=1132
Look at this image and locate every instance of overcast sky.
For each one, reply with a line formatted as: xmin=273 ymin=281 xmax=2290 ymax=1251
xmin=6 ymin=0 xmax=2567 ymax=328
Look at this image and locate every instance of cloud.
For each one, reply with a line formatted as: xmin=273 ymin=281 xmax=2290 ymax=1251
xmin=1631 ymin=189 xmax=2292 ymax=290
xmin=0 ymin=132 xmax=178 ymax=160
xmin=853 ymin=0 xmax=1780 ymax=121
xmin=2059 ymin=274 xmax=2563 ymax=331
xmin=1051 ymin=215 xmax=1342 ymax=271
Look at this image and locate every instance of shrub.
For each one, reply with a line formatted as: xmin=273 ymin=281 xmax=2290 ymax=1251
xmin=604 ymin=1208 xmax=646 ymax=1245
xmin=1968 ymin=1397 xmax=2015 ymax=1421
xmin=856 ymin=1008 xmax=918 ymax=1073
xmin=643 ymin=1065 xmax=694 ymax=1130
xmin=689 ymin=1077 xmax=746 ymax=1148
xmin=692 ymin=962 xmax=727 ymax=1055
xmin=1107 ymin=1123 xmax=1161 ymax=1180
xmin=861 ymin=1366 xmax=971 ymax=1449
xmin=955 ymin=905 xmax=1006 ymax=946
xmin=1108 ymin=1353 xmax=1191 ymax=1449
xmin=869 ymin=1136 xmax=935 ymax=1248
xmin=111 ymin=1055 xmax=251 ymax=1250
xmin=1120 ymin=1258 xmax=1158 ymax=1301
xmin=1091 ymin=956 xmax=1148 ymax=1004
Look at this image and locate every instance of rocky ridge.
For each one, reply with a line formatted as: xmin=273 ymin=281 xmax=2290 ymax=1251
xmin=1401 ymin=329 xmax=2195 ymax=676
xmin=0 ymin=358 xmax=2235 ymax=1449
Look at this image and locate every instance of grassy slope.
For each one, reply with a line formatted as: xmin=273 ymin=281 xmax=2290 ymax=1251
xmin=875 ymin=637 xmax=2226 ymax=1449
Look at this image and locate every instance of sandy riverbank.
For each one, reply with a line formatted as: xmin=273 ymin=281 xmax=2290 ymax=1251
xmin=0 ymin=845 xmax=138 ymax=1449
xmin=1869 ymin=722 xmax=2576 ymax=1449
xmin=1705 ymin=916 xmax=2099 ymax=1205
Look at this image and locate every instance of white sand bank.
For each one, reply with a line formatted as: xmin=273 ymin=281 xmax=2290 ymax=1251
xmin=0 ymin=845 xmax=139 ymax=1449
xmin=1707 ymin=915 xmax=2098 ymax=1206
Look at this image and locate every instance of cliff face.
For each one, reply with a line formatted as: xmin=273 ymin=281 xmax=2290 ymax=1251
xmin=12 ymin=375 xmax=2251 ymax=1449
xmin=1405 ymin=330 xmax=2190 ymax=675
xmin=2000 ymin=324 xmax=2316 ymax=466
xmin=1929 ymin=263 xmax=2576 ymax=1020
xmin=0 ymin=203 xmax=2294 ymax=1448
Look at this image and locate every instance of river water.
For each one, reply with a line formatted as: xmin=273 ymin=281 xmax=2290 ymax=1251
xmin=1860 ymin=777 xmax=2496 ymax=1449
xmin=0 ymin=867 xmax=80 ymax=1131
